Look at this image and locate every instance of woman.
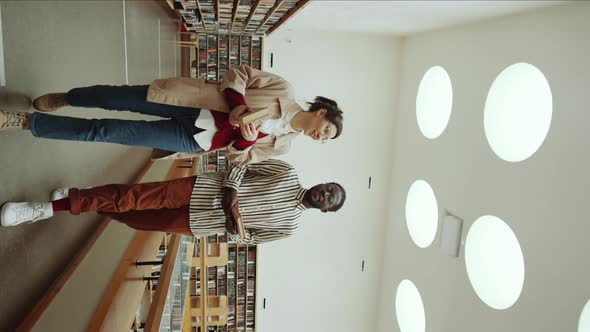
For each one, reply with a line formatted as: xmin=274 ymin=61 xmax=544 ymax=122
xmin=0 ymin=65 xmax=343 ymax=165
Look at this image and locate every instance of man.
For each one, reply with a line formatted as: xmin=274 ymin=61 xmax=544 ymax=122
xmin=0 ymin=65 xmax=344 ymax=166
xmin=1 ymin=160 xmax=346 ymax=245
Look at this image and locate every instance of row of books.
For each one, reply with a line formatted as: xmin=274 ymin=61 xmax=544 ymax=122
xmin=243 ymin=0 xmax=274 ymax=34
xmin=197 ymin=150 xmax=227 ymax=174
xmin=200 ymin=0 xmax=217 ymax=32
xmin=217 ymin=0 xmax=234 ymax=35
xmin=257 ymin=0 xmax=300 ymax=35
xmin=174 ymin=0 xmax=303 ymax=37
xmin=174 ymin=0 xmax=200 ymax=31
xmin=189 ymin=33 xmax=262 ymax=82
xmin=230 ymin=0 xmax=253 ymax=35
xmin=206 ymin=265 xmax=229 ymax=296
xmin=187 ymin=229 xmax=256 ymax=331
xmin=227 ymin=244 xmax=256 ymax=331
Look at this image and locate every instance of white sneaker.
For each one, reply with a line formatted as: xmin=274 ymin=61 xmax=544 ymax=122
xmin=50 ymin=188 xmax=69 ymax=201
xmin=1 ymin=202 xmax=54 ymax=227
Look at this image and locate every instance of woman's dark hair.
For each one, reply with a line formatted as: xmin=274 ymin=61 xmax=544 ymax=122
xmin=307 ymin=96 xmax=343 ymax=139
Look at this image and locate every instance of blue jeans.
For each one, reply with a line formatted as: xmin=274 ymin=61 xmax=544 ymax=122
xmin=29 ymin=85 xmax=204 ymax=152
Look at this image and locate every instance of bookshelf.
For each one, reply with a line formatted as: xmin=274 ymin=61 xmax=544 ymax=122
xmin=196 ymin=150 xmax=227 ymax=174
xmin=184 ymin=31 xmax=262 ymax=81
xmin=124 ymin=152 xmax=255 ymax=332
xmin=177 ymin=150 xmax=257 ymax=332
xmin=185 ymin=237 xmax=230 ymax=332
xmin=165 ymin=0 xmax=309 ymax=82
xmin=183 ymin=228 xmax=256 ymax=332
xmin=168 ymin=0 xmax=310 ymax=37
xmin=200 ymin=235 xmax=256 ymax=332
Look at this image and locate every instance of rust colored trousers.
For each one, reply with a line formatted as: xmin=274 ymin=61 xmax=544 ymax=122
xmin=68 ymin=176 xmax=197 ymax=235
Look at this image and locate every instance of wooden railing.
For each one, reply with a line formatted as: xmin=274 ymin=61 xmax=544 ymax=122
xmin=87 ymin=159 xmax=199 ymax=332
xmin=16 ymin=160 xmax=156 ymax=332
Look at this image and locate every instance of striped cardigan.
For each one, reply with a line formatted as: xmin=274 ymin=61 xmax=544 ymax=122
xmin=189 ymin=159 xmax=308 ymax=244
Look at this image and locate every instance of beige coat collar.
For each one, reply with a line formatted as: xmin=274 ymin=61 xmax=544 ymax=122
xmin=278 ymin=97 xmax=304 ymax=117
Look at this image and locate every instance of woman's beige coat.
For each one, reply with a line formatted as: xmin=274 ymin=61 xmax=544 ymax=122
xmin=147 ymin=64 xmax=303 ymax=166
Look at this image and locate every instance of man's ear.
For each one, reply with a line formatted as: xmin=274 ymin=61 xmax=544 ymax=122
xmin=317 ymin=108 xmax=327 ymax=117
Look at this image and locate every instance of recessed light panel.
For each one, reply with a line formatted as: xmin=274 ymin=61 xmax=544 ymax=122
xmin=579 ymin=299 xmax=590 ymax=332
xmin=396 ymin=279 xmax=426 ymax=332
xmin=416 ymin=66 xmax=453 ymax=139
xmin=405 ymin=180 xmax=439 ymax=248
xmin=465 ymin=215 xmax=525 ymax=310
xmin=484 ymin=63 xmax=552 ymax=162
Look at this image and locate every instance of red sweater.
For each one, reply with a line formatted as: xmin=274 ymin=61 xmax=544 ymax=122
xmin=209 ymin=89 xmax=268 ymax=151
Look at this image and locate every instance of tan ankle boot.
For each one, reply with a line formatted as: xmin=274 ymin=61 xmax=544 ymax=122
xmin=33 ymin=93 xmax=68 ymax=112
xmin=0 ymin=111 xmax=30 ymax=130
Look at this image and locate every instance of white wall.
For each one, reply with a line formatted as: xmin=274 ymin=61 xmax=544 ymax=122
xmin=376 ymin=2 xmax=590 ymax=332
xmin=256 ymin=30 xmax=401 ymax=332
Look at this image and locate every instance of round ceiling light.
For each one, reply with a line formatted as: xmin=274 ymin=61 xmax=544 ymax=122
xmin=416 ymin=66 xmax=454 ymax=139
xmin=405 ymin=180 xmax=439 ymax=248
xmin=579 ymin=299 xmax=590 ymax=332
xmin=465 ymin=215 xmax=525 ymax=310
xmin=396 ymin=279 xmax=426 ymax=332
xmin=484 ymin=63 xmax=552 ymax=162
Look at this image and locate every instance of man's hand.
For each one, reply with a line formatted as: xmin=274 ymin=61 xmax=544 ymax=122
xmin=224 ymin=206 xmax=244 ymax=236
xmin=225 ymin=216 xmax=238 ymax=235
xmin=229 ymin=105 xmax=251 ymax=127
xmin=240 ymin=122 xmax=262 ymax=142
xmin=222 ymin=187 xmax=239 ymax=234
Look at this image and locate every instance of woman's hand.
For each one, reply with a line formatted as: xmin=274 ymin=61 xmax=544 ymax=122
xmin=240 ymin=122 xmax=262 ymax=142
xmin=229 ymin=105 xmax=252 ymax=127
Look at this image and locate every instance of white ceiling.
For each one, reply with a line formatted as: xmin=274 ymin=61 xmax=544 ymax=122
xmin=279 ymin=0 xmax=567 ymax=35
